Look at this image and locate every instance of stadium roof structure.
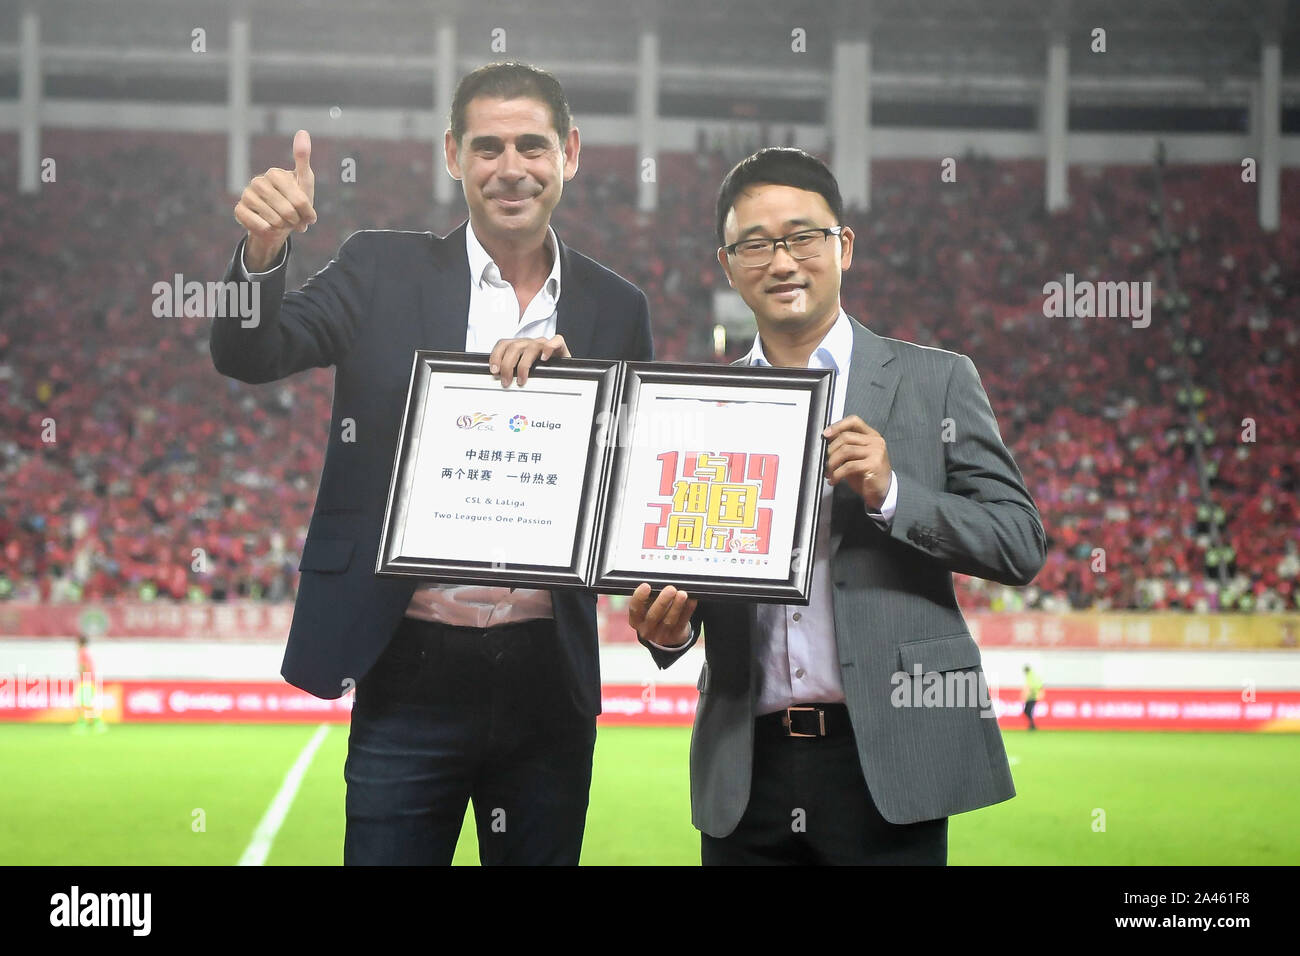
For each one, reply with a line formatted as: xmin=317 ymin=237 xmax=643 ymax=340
xmin=1 ymin=0 xmax=1296 ymax=108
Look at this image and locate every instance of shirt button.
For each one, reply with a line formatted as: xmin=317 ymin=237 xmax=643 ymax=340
xmin=792 ymin=612 xmax=802 ymax=622
xmin=794 ymin=667 xmax=806 ymax=679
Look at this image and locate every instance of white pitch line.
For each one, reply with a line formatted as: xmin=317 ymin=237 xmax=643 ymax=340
xmin=238 ymin=723 xmax=330 ymax=866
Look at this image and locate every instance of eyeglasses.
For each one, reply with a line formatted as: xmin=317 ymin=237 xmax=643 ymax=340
xmin=722 ymin=226 xmax=844 ymax=268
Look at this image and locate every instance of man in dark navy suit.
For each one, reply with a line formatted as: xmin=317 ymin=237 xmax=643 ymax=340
xmin=212 ymin=63 xmax=652 ymax=865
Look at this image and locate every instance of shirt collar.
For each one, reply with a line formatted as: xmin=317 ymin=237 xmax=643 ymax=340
xmin=743 ymin=308 xmax=851 ymax=374
xmin=465 ymin=220 xmax=562 ymax=300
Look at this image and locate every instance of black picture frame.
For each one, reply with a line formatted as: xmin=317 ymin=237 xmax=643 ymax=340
xmin=375 ymin=351 xmax=623 ymax=588
xmin=590 ymin=361 xmax=834 ymax=604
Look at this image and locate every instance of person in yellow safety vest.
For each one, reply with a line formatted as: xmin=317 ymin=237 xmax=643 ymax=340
xmin=1023 ymin=665 xmax=1045 ymax=731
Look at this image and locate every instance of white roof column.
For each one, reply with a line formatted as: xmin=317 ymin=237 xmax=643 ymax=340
xmin=635 ymin=16 xmax=660 ymax=214
xmin=226 ymin=8 xmax=250 ymax=196
xmin=434 ymin=8 xmax=457 ymax=206
xmin=829 ymin=35 xmax=870 ymax=211
xmin=18 ymin=3 xmax=41 ymax=195
xmin=1257 ymin=33 xmax=1281 ymax=232
xmin=1042 ymin=27 xmax=1069 ymax=213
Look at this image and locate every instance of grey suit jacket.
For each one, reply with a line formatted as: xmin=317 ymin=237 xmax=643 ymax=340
xmin=644 ymin=315 xmax=1046 ymax=837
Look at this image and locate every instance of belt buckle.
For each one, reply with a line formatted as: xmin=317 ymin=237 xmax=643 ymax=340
xmin=781 ymin=705 xmax=825 ymax=738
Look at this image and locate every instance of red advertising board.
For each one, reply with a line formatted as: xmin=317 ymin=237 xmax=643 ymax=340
xmin=987 ymin=687 xmax=1300 ymax=731
xmin=2 ymin=679 xmax=1298 ymax=731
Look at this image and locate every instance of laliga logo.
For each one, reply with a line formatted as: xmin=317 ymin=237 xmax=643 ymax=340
xmin=508 ymin=414 xmax=561 ymax=433
xmin=457 ymin=412 xmax=496 ymax=430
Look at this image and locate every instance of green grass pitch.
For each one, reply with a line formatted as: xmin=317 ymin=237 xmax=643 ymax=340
xmin=2 ymin=723 xmax=1297 ymax=865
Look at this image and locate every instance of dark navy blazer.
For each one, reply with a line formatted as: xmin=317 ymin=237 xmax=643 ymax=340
xmin=210 ymin=222 xmax=653 ymax=714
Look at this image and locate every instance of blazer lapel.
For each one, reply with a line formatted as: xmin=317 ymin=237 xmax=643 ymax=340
xmin=421 ymin=220 xmax=473 ymax=352
xmin=553 ymin=234 xmax=597 ymax=358
xmin=842 ymin=314 xmax=900 ymax=431
xmin=833 ymin=315 xmax=901 ymax=523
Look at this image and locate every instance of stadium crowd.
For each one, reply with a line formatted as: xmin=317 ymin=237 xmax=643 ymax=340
xmin=0 ymin=130 xmax=1296 ymax=614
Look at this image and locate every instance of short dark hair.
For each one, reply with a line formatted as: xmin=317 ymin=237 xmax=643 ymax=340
xmin=715 ymin=147 xmax=843 ymax=246
xmin=449 ymin=62 xmax=571 ymax=146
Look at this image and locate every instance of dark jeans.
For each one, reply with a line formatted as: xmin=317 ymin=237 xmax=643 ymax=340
xmin=1025 ymin=698 xmax=1038 ymax=729
xmin=343 ymin=616 xmax=596 ymax=865
xmin=702 ymin=708 xmax=948 ymax=865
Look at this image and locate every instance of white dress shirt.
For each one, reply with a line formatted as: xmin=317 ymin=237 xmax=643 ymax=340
xmin=726 ymin=310 xmax=898 ymax=715
xmin=241 ymin=224 xmax=562 ymax=629
xmin=409 ymin=223 xmax=561 ymax=627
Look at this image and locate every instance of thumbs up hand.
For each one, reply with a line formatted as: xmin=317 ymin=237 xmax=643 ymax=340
xmin=292 ymin=128 xmax=315 ymax=201
xmin=234 ymin=129 xmax=318 ymax=271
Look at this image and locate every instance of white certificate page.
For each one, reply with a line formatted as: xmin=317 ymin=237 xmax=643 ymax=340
xmin=399 ymin=373 xmax=598 ymax=567
xmin=607 ymin=382 xmax=809 ymax=581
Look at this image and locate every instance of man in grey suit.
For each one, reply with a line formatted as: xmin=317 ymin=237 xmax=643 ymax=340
xmin=628 ymin=148 xmax=1046 ymax=865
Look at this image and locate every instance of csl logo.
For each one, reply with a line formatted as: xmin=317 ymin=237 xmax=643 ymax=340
xmin=457 ymin=412 xmax=496 ymax=430
xmin=508 ymin=415 xmax=529 ymax=432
